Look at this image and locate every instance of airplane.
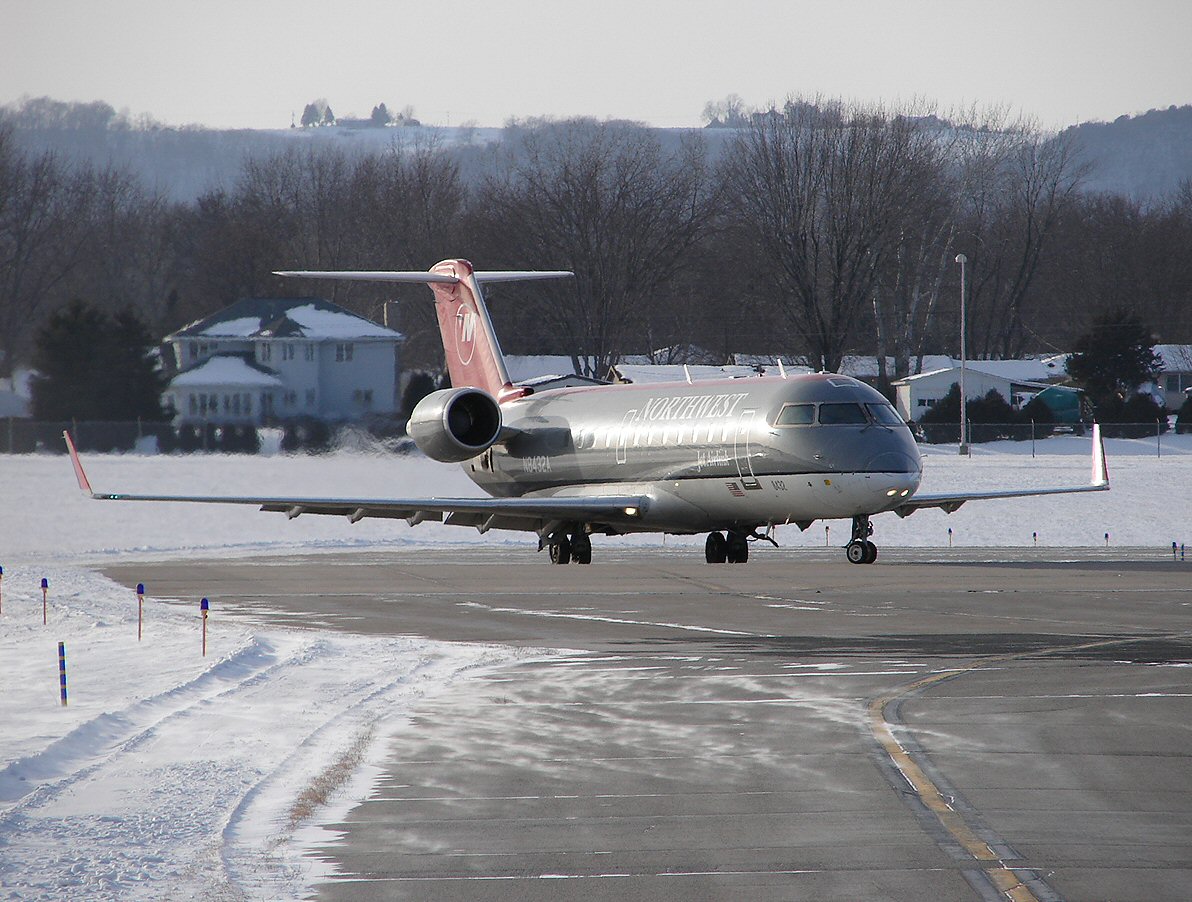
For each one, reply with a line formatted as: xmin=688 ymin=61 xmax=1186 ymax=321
xmin=65 ymin=258 xmax=1110 ymax=566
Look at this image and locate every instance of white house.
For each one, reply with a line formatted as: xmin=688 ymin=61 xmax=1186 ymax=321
xmin=163 ymin=298 xmax=403 ymax=426
xmin=1155 ymin=345 xmax=1192 ymax=410
xmin=892 ymin=364 xmax=1076 ymax=422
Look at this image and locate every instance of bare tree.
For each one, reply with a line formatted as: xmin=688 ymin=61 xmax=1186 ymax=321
xmin=954 ymin=115 xmax=1087 ymax=358
xmin=473 ymin=119 xmax=718 ymax=376
xmin=722 ymin=98 xmax=944 ymax=373
xmin=0 ymin=125 xmax=97 ymax=382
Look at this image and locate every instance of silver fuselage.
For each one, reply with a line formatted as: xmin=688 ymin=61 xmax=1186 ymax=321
xmin=464 ymin=372 xmax=922 ymax=534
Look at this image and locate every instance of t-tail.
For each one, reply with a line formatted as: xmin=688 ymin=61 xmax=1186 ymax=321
xmin=275 ymin=259 xmax=572 ymax=400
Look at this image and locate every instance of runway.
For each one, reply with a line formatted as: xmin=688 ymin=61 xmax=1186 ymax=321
xmin=104 ymin=547 xmax=1192 ymax=901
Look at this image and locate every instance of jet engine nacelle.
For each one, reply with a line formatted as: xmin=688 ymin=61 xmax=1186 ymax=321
xmin=407 ymin=387 xmax=503 ymax=463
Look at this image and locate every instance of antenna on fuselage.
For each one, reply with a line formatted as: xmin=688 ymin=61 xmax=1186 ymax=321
xmin=777 ymin=358 xmax=787 ymax=379
xmin=683 ymin=365 xmax=693 ymax=384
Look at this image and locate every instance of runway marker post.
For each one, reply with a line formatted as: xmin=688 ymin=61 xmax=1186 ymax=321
xmin=948 ymin=527 xmax=953 ymax=548
xmin=825 ymin=524 xmax=830 ymax=547
xmin=137 ymin=583 xmax=145 ymax=641
xmin=0 ymin=564 xmax=4 ymax=615
xmin=58 ymin=641 xmax=68 ymax=706
xmin=1033 ymin=531 xmax=1038 ymax=546
xmin=1104 ymin=532 xmax=1110 ymax=547
xmin=41 ymin=578 xmax=48 ymax=625
xmin=200 ymin=597 xmax=209 ymax=656
xmin=1174 ymin=542 xmax=1179 ymax=561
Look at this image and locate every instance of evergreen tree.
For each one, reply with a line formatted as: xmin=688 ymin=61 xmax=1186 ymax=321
xmin=300 ymin=103 xmax=320 ymax=127
xmin=30 ymin=300 xmax=167 ymax=420
xmin=1065 ymin=309 xmax=1163 ymax=408
xmin=321 ymin=105 xmax=336 ymax=126
xmin=370 ymin=103 xmax=392 ymax=127
xmin=106 ymin=309 xmax=168 ymax=420
xmin=31 ymin=300 xmax=108 ymax=420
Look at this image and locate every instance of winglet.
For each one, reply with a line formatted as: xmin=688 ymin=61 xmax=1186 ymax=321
xmin=1091 ymin=422 xmax=1109 ymax=487
xmin=63 ymin=431 xmax=95 ymax=496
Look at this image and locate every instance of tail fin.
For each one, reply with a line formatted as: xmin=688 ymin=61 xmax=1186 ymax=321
xmin=276 ymin=260 xmax=572 ymax=400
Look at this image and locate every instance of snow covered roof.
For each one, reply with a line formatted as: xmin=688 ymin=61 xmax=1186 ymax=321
xmin=503 ymin=355 xmax=580 ymax=381
xmin=167 ymin=354 xmax=285 ymax=389
xmin=1155 ymin=345 xmax=1192 ymax=372
xmin=168 ymin=298 xmax=403 ymax=342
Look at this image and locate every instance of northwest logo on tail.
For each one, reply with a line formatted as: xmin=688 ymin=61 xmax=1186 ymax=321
xmin=455 ymin=307 xmax=477 ymax=364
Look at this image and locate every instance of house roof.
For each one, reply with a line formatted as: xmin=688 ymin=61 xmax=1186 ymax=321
xmin=891 ymin=366 xmax=1079 ymax=393
xmin=168 ymin=298 xmax=403 ymax=341
xmin=168 ymin=354 xmax=285 ymax=389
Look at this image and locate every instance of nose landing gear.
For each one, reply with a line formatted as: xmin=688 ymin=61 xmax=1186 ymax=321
xmin=845 ymin=515 xmax=878 ymax=564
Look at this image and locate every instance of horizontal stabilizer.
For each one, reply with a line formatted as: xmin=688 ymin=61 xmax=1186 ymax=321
xmin=274 ymin=270 xmax=573 ymax=284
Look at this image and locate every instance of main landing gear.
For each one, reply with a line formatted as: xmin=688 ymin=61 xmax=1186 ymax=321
xmin=845 ymin=515 xmax=878 ymax=564
xmin=705 ymin=530 xmax=750 ymax=564
xmin=546 ymin=529 xmax=592 ymax=565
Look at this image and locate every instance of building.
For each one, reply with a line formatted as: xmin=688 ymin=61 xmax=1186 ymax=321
xmin=892 ymin=363 xmax=1079 ymax=422
xmin=163 ymin=298 xmax=403 ymax=427
xmin=1155 ymin=345 xmax=1192 ymax=410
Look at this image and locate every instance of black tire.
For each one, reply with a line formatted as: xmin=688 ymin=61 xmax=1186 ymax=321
xmin=863 ymin=541 xmax=878 ymax=564
xmin=571 ymin=532 xmax=592 ymax=565
xmin=549 ymin=536 xmax=572 ymax=565
xmin=846 ymin=540 xmax=867 ymax=564
xmin=705 ymin=532 xmax=727 ymax=564
xmin=727 ymin=533 xmax=750 ymax=564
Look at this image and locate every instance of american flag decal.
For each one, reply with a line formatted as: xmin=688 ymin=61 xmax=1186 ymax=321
xmin=726 ymin=482 xmax=745 ymax=497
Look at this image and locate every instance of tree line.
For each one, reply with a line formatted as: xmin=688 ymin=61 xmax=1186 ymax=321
xmin=3 ymin=98 xmax=1191 ymax=399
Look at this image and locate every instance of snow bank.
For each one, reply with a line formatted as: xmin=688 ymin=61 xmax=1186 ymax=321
xmin=0 ymin=565 xmax=519 ymax=900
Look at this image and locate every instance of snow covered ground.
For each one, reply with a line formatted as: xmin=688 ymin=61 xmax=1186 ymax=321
xmin=0 ymin=433 xmax=1188 ymax=899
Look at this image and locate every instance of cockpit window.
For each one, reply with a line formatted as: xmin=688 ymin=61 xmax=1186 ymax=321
xmin=774 ymin=403 xmax=815 ymax=426
xmin=818 ymin=403 xmax=867 ymax=425
xmin=866 ymin=403 xmax=904 ymax=426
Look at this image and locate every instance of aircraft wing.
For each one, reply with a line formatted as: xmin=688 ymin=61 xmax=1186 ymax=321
xmin=893 ymin=423 xmax=1110 ymax=517
xmin=64 ymin=432 xmax=645 ymax=534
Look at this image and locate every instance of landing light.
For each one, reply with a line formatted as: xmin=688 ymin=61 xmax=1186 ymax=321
xmin=624 ymin=506 xmax=639 ymax=517
xmin=886 ymin=489 xmax=898 ymax=497
xmin=900 ymin=489 xmax=910 ymax=497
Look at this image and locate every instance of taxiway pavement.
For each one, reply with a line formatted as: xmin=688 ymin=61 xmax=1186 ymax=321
xmin=105 ymin=547 xmax=1192 ymax=902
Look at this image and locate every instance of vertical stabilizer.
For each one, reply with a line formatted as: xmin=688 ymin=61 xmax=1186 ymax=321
xmin=427 ymin=260 xmax=512 ymax=397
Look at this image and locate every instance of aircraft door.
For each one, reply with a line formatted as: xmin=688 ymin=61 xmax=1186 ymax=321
xmin=616 ymin=409 xmax=638 ymax=465
xmin=733 ymin=409 xmax=762 ymax=490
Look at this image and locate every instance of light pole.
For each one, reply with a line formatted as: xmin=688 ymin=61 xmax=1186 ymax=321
xmin=955 ymin=253 xmax=968 ymax=455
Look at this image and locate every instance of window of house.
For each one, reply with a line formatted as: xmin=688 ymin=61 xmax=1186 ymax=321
xmin=189 ymin=343 xmax=198 ymax=361
xmin=189 ymin=395 xmax=197 ymax=415
xmin=362 ymin=389 xmax=372 ymax=406
xmin=244 ymin=394 xmax=252 ymax=415
xmin=282 ymin=344 xmax=295 ymax=361
xmin=304 ymin=343 xmax=315 ymax=362
xmin=336 ymin=343 xmax=354 ymax=362
xmin=306 ymin=389 xmax=316 ymax=407
xmin=260 ymin=343 xmax=272 ymax=362
xmin=284 ymin=391 xmax=296 ymax=407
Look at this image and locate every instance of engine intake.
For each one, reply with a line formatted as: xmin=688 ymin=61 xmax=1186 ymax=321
xmin=407 ymin=387 xmax=502 ymax=463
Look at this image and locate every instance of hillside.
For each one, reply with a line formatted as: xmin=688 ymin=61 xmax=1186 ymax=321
xmin=1063 ymin=105 xmax=1192 ymax=201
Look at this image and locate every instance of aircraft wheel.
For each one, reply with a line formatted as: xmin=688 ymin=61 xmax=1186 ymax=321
xmin=705 ymin=532 xmax=727 ymax=564
xmin=863 ymin=541 xmax=878 ymax=564
xmin=727 ymin=532 xmax=750 ymax=564
xmin=571 ymin=532 xmax=592 ymax=565
xmin=549 ymin=536 xmax=572 ymax=565
xmin=846 ymin=540 xmax=867 ymax=564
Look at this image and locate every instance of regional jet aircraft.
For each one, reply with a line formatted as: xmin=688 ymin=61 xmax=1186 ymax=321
xmin=65 ymin=258 xmax=1109 ymax=565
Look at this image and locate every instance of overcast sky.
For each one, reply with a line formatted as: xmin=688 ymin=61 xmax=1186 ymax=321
xmin=4 ymin=0 xmax=1190 ymax=130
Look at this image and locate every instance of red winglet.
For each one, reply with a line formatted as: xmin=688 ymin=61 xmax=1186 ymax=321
xmin=63 ymin=431 xmax=94 ymax=495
